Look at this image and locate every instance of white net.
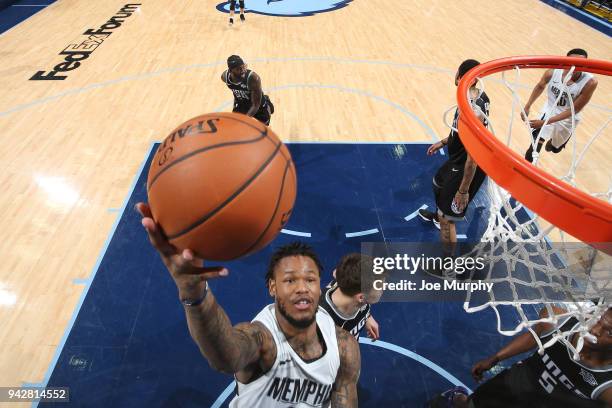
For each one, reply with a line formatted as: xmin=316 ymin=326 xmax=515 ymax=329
xmin=446 ymin=60 xmax=612 ymax=358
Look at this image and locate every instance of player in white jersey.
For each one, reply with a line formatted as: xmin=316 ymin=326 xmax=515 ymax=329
xmin=137 ymin=202 xmax=360 ymax=407
xmin=523 ymin=49 xmax=599 ymax=163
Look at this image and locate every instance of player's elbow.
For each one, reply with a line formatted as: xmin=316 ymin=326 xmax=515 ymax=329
xmin=200 ymin=349 xmax=243 ymax=374
xmin=208 ymin=357 xmax=241 ymax=374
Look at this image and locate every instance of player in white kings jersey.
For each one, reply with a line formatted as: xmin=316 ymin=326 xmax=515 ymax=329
xmin=523 ymin=48 xmax=598 ymax=163
xmin=138 ymin=202 xmax=360 ymax=408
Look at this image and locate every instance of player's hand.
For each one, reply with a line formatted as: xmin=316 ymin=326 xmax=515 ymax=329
xmin=427 ymin=141 xmax=445 ymax=156
xmin=136 ymin=202 xmax=228 ymax=293
xmin=521 ymin=106 xmax=531 ymax=121
xmin=452 ymin=191 xmax=469 ymax=213
xmin=365 ymin=316 xmax=380 ymax=341
xmin=529 ymin=119 xmax=545 ymax=129
xmin=471 ymin=356 xmax=498 ymax=382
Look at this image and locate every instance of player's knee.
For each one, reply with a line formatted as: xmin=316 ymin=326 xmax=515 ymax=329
xmin=239 ymin=0 xmax=244 ymax=8
xmin=230 ymin=0 xmax=236 ymax=10
xmin=545 ymin=141 xmax=562 ymax=153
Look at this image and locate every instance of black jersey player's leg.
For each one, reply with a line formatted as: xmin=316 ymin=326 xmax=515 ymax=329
xmin=239 ymin=0 xmax=245 ymax=21
xmin=229 ymin=0 xmax=236 ymax=25
xmin=419 ymin=161 xmax=452 ymax=229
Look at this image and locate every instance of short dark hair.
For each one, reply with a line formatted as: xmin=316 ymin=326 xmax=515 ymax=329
xmin=227 ymin=54 xmax=245 ymax=69
xmin=265 ymin=242 xmax=323 ymax=288
xmin=457 ymin=59 xmax=480 ymax=79
xmin=567 ymin=48 xmax=588 ymax=58
xmin=335 ymin=253 xmax=378 ymax=297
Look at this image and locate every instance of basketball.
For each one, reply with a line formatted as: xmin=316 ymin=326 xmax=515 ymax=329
xmin=146 ymin=112 xmax=297 ymax=261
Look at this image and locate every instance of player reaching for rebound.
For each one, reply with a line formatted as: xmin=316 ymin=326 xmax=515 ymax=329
xmin=524 ymin=48 xmax=598 ymax=163
xmin=137 ymin=203 xmax=360 ymax=407
xmin=432 ymin=306 xmax=612 ymax=407
xmin=222 ymin=55 xmax=275 ymax=126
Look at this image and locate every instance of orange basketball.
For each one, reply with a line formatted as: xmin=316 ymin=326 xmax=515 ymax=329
xmin=147 ymin=112 xmax=297 ymax=261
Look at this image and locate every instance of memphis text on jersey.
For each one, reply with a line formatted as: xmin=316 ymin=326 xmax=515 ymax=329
xmin=30 ymin=4 xmax=141 ymax=81
xmin=266 ymin=376 xmax=332 ymax=406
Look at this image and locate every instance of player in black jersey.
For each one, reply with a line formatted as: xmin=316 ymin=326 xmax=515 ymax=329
xmin=221 ymin=55 xmax=274 ymax=125
xmin=419 ymin=59 xmax=489 ymax=250
xmin=431 ymin=306 xmax=612 ymax=407
xmin=319 ymin=253 xmax=382 ymax=340
xmin=228 ymin=0 xmax=245 ymax=26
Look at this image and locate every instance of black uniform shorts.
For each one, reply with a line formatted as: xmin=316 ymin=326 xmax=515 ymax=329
xmin=433 ymin=160 xmax=486 ymax=221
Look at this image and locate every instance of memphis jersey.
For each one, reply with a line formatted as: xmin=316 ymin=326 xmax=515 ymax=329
xmin=523 ymin=317 xmax=611 ymax=401
xmin=543 ymin=69 xmax=593 ymax=120
xmin=224 ymin=69 xmax=267 ymax=113
xmin=320 ymin=281 xmax=371 ymax=340
xmin=229 ymin=305 xmax=340 ymax=408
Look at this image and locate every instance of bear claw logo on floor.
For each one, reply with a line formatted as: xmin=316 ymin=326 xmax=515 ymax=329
xmin=216 ymin=0 xmax=352 ymax=17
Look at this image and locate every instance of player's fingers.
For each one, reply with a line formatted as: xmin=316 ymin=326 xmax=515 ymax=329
xmin=141 ymin=217 xmax=176 ymax=256
xmin=182 ymin=249 xmax=206 ymax=268
xmin=135 ymin=202 xmax=153 ymax=218
xmin=200 ymin=268 xmax=230 ymax=280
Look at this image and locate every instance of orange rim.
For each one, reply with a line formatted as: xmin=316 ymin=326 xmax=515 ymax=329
xmin=456 ymin=56 xmax=612 ymax=252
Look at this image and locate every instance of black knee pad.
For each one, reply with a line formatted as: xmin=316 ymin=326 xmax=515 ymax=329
xmin=545 ymin=140 xmax=563 ymax=153
xmin=230 ymin=0 xmax=236 ymax=11
xmin=239 ymin=0 xmax=244 ymax=8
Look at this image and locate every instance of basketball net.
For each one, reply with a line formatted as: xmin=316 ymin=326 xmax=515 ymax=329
xmin=445 ymin=58 xmax=611 ymax=359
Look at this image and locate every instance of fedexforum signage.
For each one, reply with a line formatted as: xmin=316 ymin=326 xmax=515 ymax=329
xmin=30 ymin=3 xmax=141 ymax=81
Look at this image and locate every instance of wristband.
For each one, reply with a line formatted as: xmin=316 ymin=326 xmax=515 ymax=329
xmin=458 ymin=190 xmax=469 ymax=195
xmin=181 ymin=282 xmax=209 ymax=307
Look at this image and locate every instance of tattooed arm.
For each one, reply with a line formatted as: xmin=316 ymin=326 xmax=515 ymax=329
xmin=331 ymin=326 xmax=361 ymax=407
xmin=137 ymin=202 xmax=276 ymax=377
xmin=186 ymin=291 xmax=276 ymax=376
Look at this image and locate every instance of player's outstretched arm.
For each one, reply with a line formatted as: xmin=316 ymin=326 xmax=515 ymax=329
xmin=331 ymin=326 xmax=361 ymax=407
xmin=523 ymin=69 xmax=553 ymax=117
xmin=471 ymin=306 xmax=566 ymax=381
xmin=136 ymin=202 xmax=276 ymax=375
xmin=247 ymin=72 xmax=263 ymax=117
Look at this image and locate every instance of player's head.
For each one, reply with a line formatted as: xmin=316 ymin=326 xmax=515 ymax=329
xmin=227 ymin=54 xmax=247 ymax=79
xmin=334 ymin=253 xmax=383 ymax=305
xmin=266 ymin=242 xmax=323 ymax=329
xmin=585 ymin=307 xmax=612 ymax=352
xmin=567 ymin=48 xmax=588 ymax=58
xmin=455 ymin=59 xmax=480 ymax=86
xmin=564 ymin=48 xmax=588 ymax=80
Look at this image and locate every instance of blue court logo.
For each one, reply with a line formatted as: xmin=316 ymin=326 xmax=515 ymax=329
xmin=216 ymin=0 xmax=352 ymax=17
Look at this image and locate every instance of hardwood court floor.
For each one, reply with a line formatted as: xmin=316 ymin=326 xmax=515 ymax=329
xmin=0 ymin=0 xmax=609 ymax=400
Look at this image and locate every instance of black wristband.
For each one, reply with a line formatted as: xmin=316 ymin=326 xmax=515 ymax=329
xmin=181 ymin=282 xmax=209 ymax=307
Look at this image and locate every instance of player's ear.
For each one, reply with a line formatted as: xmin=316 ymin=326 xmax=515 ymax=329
xmin=268 ymin=278 xmax=276 ymax=298
xmin=356 ymin=293 xmax=365 ymax=304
